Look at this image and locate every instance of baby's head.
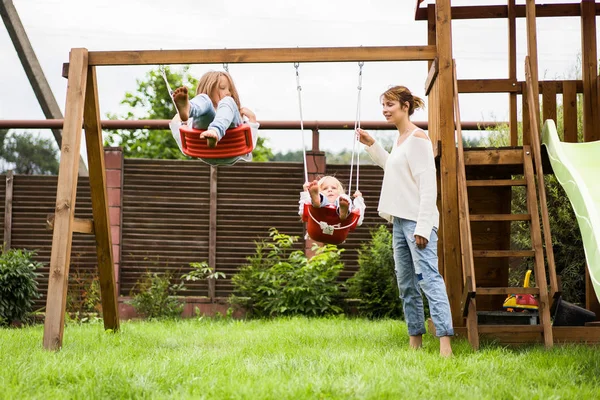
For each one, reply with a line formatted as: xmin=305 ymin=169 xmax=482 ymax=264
xmin=318 ymin=176 xmax=345 ymax=202
xmin=196 ymin=71 xmax=241 ymax=109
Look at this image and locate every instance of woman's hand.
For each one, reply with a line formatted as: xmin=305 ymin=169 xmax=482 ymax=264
xmin=415 ymin=235 xmax=428 ymax=250
xmin=240 ymin=107 xmax=257 ymax=123
xmin=353 ymin=190 xmax=362 ymax=198
xmin=356 ymin=128 xmax=375 ymax=146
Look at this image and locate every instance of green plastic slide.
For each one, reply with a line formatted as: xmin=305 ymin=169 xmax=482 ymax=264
xmin=542 ymin=120 xmax=600 ymax=303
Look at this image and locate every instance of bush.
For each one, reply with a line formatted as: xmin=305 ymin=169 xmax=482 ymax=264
xmin=0 ymin=248 xmax=42 ymax=327
xmin=346 ymin=225 xmax=403 ymax=319
xmin=128 ymin=271 xmax=184 ymax=319
xmin=229 ymin=228 xmax=345 ymax=318
xmin=66 ymin=269 xmax=101 ymax=321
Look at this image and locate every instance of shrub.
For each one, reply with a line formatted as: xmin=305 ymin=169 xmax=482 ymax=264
xmin=0 ymin=248 xmax=42 ymax=327
xmin=66 ymin=269 xmax=101 ymax=321
xmin=128 ymin=271 xmax=184 ymax=319
xmin=230 ymin=228 xmax=345 ymax=318
xmin=346 ymin=225 xmax=403 ymax=319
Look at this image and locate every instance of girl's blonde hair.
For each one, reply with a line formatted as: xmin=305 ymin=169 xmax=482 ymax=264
xmin=195 ymin=71 xmax=241 ymax=110
xmin=380 ymin=86 xmax=425 ymax=116
xmin=318 ymin=176 xmax=345 ymax=195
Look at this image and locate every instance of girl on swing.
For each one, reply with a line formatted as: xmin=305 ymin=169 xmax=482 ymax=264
xmin=170 ymin=70 xmax=259 ymax=165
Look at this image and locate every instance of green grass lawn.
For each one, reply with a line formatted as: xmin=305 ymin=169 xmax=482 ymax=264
xmin=1 ymin=317 xmax=599 ymax=399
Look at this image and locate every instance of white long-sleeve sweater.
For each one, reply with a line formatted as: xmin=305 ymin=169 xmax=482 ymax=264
xmin=365 ymin=128 xmax=439 ymax=241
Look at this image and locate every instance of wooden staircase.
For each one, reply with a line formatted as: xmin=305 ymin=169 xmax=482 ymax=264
xmin=452 ymin=59 xmax=558 ymax=349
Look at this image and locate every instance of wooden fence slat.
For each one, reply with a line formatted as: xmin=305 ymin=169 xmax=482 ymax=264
xmin=562 ymin=81 xmax=578 ymax=142
xmin=542 ymin=82 xmax=557 ymax=124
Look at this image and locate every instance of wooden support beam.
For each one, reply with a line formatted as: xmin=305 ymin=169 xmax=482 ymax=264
xmin=525 ymin=0 xmax=541 ymax=133
xmin=208 ymin=165 xmax=217 ymax=300
xmin=83 ymin=65 xmax=120 ymax=332
xmin=86 ymin=46 xmax=437 ymax=66
xmin=477 ymin=287 xmax=539 ymax=295
xmin=424 ymin=57 xmax=438 ymax=95
xmin=415 ymin=4 xmax=600 ymax=21
xmin=508 ymin=0 xmax=518 ymax=146
xmin=46 ymin=214 xmax=93 ymax=234
xmin=3 ymin=171 xmax=13 ymax=252
xmin=43 ymin=48 xmax=88 ymax=351
xmin=436 ymin=0 xmax=463 ymax=328
xmin=581 ymin=0 xmax=600 ymax=142
xmin=523 ymin=146 xmax=554 ymax=348
xmin=0 ymin=0 xmax=88 ymax=176
xmin=525 ymin=59 xmax=560 ymax=300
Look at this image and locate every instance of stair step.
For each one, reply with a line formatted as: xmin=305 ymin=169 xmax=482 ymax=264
xmin=467 ymin=179 xmax=527 ymax=187
xmin=463 ymin=148 xmax=524 ymax=165
xmin=470 ymin=214 xmax=531 ymax=221
xmin=473 ymin=250 xmax=536 ymax=257
xmin=476 ymin=287 xmax=540 ymax=295
xmin=478 ymin=325 xmax=544 ymax=334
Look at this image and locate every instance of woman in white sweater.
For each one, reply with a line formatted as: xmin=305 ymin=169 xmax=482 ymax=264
xmin=357 ymin=85 xmax=453 ymax=357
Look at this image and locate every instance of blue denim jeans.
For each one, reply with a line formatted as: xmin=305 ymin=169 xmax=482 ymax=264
xmin=188 ymin=94 xmax=242 ymax=140
xmin=392 ymin=217 xmax=454 ymax=337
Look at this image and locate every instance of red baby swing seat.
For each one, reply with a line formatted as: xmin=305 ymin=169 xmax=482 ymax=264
xmin=179 ymin=124 xmax=254 ymax=159
xmin=302 ymin=204 xmax=361 ymax=245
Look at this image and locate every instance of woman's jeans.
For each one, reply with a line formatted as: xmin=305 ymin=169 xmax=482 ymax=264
xmin=188 ymin=94 xmax=242 ymax=140
xmin=392 ymin=217 xmax=454 ymax=337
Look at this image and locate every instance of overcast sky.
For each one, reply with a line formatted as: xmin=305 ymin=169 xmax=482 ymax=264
xmin=1 ymin=0 xmax=594 ymax=155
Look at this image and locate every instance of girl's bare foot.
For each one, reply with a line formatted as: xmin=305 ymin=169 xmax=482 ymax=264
xmin=439 ymin=336 xmax=453 ymax=358
xmin=172 ymin=87 xmax=190 ymax=122
xmin=339 ymin=197 xmax=349 ymax=220
xmin=409 ymin=335 xmax=423 ymax=350
xmin=200 ymin=130 xmax=219 ymax=148
xmin=308 ymin=180 xmax=320 ymax=207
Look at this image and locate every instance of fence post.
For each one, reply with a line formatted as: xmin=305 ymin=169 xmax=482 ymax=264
xmin=208 ymin=165 xmax=217 ymax=301
xmin=304 ymin=128 xmax=326 ymax=258
xmin=3 ymin=170 xmax=13 ymax=252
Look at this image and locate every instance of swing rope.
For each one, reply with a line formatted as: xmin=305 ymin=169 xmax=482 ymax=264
xmin=348 ymin=61 xmax=363 ymax=195
xmin=295 ymin=63 xmax=309 ymax=183
xmin=159 ymin=65 xmax=183 ymax=122
xmin=295 ymin=62 xmax=363 ymax=232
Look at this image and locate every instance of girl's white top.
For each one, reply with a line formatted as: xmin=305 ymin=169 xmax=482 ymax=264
xmin=365 ymin=128 xmax=439 ymax=241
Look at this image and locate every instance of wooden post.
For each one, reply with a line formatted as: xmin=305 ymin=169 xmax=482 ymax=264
xmin=525 ymin=0 xmax=541 ymax=130
xmin=43 ymin=48 xmax=88 ymax=350
xmin=581 ymin=0 xmax=600 ymax=143
xmin=3 ymin=170 xmax=13 ymax=252
xmin=508 ymin=0 xmax=518 ymax=146
xmin=208 ymin=165 xmax=217 ymax=300
xmin=581 ymin=0 xmax=600 ymax=317
xmin=304 ymin=129 xmax=326 ymax=258
xmin=436 ymin=0 xmax=463 ymax=327
xmin=83 ymin=66 xmax=119 ymax=332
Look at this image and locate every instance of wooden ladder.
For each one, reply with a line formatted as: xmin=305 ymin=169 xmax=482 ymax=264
xmin=452 ymin=60 xmax=555 ymax=349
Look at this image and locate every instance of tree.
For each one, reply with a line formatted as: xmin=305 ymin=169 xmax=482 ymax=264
xmin=0 ymin=129 xmax=59 ymax=175
xmin=104 ymin=66 xmax=273 ymax=161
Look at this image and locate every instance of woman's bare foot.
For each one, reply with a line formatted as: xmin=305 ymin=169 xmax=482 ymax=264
xmin=200 ymin=130 xmax=219 ymax=148
xmin=172 ymin=87 xmax=190 ymax=122
xmin=409 ymin=335 xmax=423 ymax=350
xmin=308 ymin=180 xmax=320 ymax=207
xmin=339 ymin=197 xmax=349 ymax=220
xmin=439 ymin=336 xmax=453 ymax=358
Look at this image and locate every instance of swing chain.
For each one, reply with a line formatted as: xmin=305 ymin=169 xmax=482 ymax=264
xmin=223 ymin=62 xmax=229 ymax=73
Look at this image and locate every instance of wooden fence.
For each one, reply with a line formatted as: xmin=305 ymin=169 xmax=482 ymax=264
xmin=1 ymin=157 xmax=386 ymax=308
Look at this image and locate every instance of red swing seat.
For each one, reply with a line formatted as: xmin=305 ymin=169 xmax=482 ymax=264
xmin=302 ymin=204 xmax=361 ymax=245
xmin=179 ymin=124 xmax=253 ymax=159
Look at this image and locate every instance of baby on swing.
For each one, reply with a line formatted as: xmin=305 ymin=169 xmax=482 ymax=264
xmin=299 ymin=176 xmax=366 ymax=241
